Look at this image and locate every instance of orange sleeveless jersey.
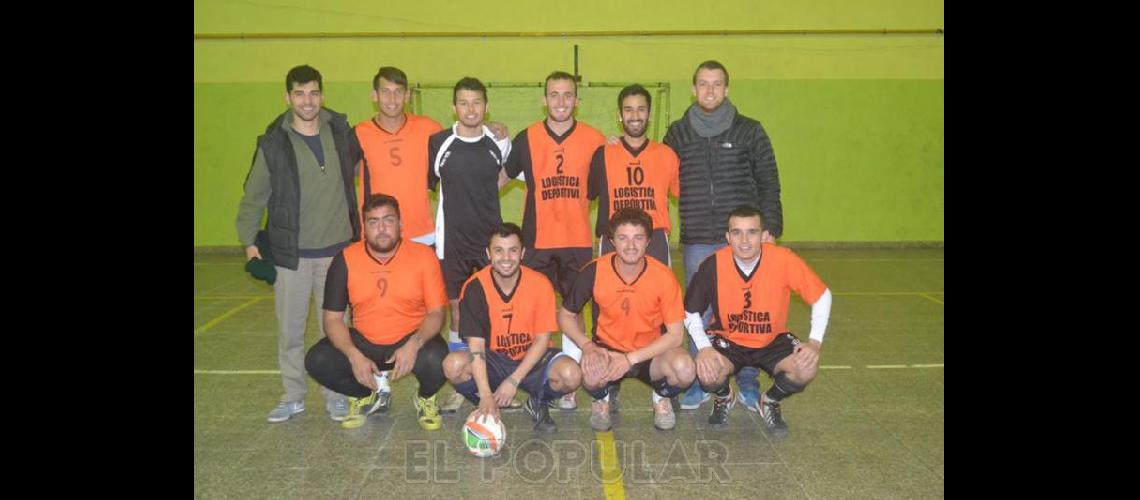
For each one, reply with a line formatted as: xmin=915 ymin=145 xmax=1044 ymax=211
xmin=343 ymin=240 xmax=448 ymax=344
xmin=459 ymin=266 xmax=558 ymax=361
xmin=518 ymin=121 xmax=605 ymax=248
xmin=595 ymin=139 xmax=680 ymax=234
xmin=568 ymin=254 xmax=685 ymax=353
xmin=700 ymin=245 xmax=827 ymax=349
xmin=355 ymin=114 xmax=443 ymax=238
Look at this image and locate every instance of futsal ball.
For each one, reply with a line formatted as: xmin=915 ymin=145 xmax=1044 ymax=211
xmin=463 ymin=412 xmax=506 ymax=457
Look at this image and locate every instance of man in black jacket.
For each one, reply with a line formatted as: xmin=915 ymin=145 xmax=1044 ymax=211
xmin=663 ymin=60 xmax=783 ymax=413
xmin=236 ymin=64 xmax=363 ymax=424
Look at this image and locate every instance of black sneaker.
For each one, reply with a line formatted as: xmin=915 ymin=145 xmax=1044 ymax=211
xmin=525 ymin=395 xmax=557 ymax=433
xmin=758 ymin=400 xmax=789 ymax=440
xmin=708 ymin=387 xmax=735 ymax=429
xmin=608 ymin=383 xmax=621 ymax=414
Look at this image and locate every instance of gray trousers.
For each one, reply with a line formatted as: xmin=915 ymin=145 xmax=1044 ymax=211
xmin=275 ymin=257 xmax=341 ymax=404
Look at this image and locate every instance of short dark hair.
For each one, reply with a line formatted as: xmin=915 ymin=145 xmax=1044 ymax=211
xmin=487 ymin=222 xmax=523 ymax=247
xmin=618 ymin=84 xmax=652 ymax=111
xmin=286 ymin=65 xmax=322 ymax=92
xmin=372 ymin=66 xmax=408 ymax=90
xmin=692 ymin=60 xmax=729 ymax=87
xmin=545 ymin=70 xmax=577 ymax=95
xmin=363 ymin=193 xmax=400 ymax=218
xmin=453 ymin=77 xmax=487 ymax=104
xmin=727 ymin=205 xmax=764 ymax=228
xmin=607 ymin=208 xmax=653 ymax=241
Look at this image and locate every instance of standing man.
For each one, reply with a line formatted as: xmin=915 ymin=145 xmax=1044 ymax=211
xmin=441 ymin=223 xmax=582 ymax=433
xmin=354 ymin=66 xmax=442 ymax=246
xmin=558 ymin=208 xmax=695 ymax=431
xmin=236 ymin=65 xmax=362 ymax=423
xmin=356 ymin=68 xmax=508 ymax=414
xmin=664 ymin=60 xmax=783 ymax=412
xmin=429 ymin=76 xmax=513 ymax=391
xmin=304 ymin=195 xmax=451 ymax=431
xmin=504 ymin=70 xmax=605 ymax=410
xmin=686 ymin=206 xmax=832 ymax=439
xmin=589 ymin=83 xmax=679 ymax=265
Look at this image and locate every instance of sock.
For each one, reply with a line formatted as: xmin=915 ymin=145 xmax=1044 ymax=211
xmin=561 ymin=334 xmax=582 ymax=362
xmin=448 ymin=330 xmax=466 ymax=352
xmin=713 ymin=384 xmax=731 ymax=398
xmin=765 ymin=372 xmax=805 ymax=402
xmin=586 ymin=385 xmax=611 ymax=402
xmin=654 ymin=382 xmax=690 ymax=399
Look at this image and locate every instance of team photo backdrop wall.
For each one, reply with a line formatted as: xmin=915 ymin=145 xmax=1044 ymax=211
xmin=194 ymin=0 xmax=944 ymax=247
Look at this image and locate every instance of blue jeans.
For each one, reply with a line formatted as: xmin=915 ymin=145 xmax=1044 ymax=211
xmin=683 ymin=243 xmax=760 ymax=398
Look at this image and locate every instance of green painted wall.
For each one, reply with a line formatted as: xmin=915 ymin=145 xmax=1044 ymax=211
xmin=195 ymin=0 xmax=943 ymax=34
xmin=195 ymin=0 xmax=944 ymax=246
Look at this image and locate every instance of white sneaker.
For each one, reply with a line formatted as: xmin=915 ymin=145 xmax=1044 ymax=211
xmin=558 ymin=391 xmax=578 ymax=411
xmin=501 ymin=396 xmax=524 ymax=412
xmin=439 ymin=391 xmax=466 ymax=414
xmin=653 ymin=397 xmax=676 ymax=430
xmin=327 ymin=398 xmax=348 ymax=422
xmin=590 ymin=399 xmax=612 ymax=431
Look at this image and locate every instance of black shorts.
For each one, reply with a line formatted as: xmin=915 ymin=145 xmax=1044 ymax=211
xmin=711 ymin=332 xmax=802 ymax=377
xmin=591 ymin=340 xmax=670 ymax=396
xmin=347 ymin=328 xmax=448 ymax=370
xmin=522 ymin=247 xmax=593 ymax=297
xmin=442 ymin=255 xmax=490 ymax=300
xmin=599 ymin=228 xmax=671 ymax=267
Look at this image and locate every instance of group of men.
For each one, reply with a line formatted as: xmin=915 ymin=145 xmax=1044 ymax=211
xmin=235 ymin=61 xmax=832 ymax=440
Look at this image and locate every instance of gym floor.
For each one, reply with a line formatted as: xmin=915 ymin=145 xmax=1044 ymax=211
xmin=194 ymin=246 xmax=944 ymax=498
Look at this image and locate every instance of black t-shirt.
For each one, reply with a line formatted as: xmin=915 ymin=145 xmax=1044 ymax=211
xmin=296 ymin=132 xmax=325 ymax=167
xmin=428 ymin=130 xmax=506 ymax=259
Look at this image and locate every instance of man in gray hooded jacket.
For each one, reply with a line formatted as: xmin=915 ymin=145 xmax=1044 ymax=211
xmin=663 ymin=60 xmax=783 ymax=414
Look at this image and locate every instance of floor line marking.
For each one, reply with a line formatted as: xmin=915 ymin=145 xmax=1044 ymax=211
xmin=194 ymin=297 xmax=265 ymax=335
xmin=596 ymin=430 xmax=626 ymax=500
xmin=919 ymin=293 xmax=944 ymax=305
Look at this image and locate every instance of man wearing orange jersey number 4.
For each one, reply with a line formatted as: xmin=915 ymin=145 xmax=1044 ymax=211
xmin=558 ymin=208 xmax=695 ymax=432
